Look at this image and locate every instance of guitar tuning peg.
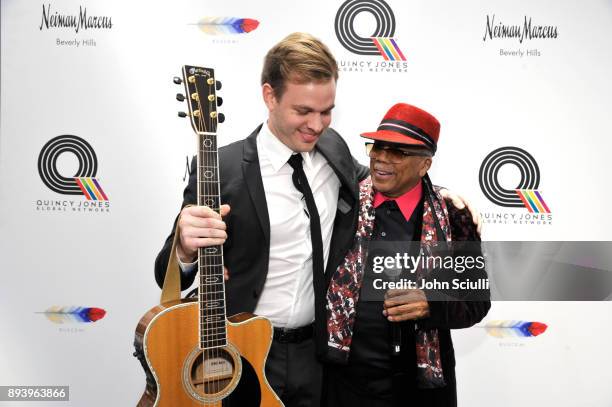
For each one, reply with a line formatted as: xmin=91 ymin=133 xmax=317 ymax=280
xmin=218 ymin=113 xmax=225 ymax=123
xmin=216 ymin=96 xmax=223 ymax=107
xmin=215 ymin=80 xmax=222 ymax=91
xmin=173 ymin=76 xmax=182 ymax=85
xmin=178 ymin=111 xmax=188 ymax=118
xmin=176 ymin=93 xmax=185 ymax=102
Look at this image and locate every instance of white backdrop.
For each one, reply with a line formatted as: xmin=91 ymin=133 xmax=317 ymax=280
xmin=1 ymin=0 xmax=611 ymax=405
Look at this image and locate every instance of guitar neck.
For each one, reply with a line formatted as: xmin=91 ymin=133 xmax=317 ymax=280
xmin=196 ymin=131 xmax=227 ymax=349
xmin=180 ymin=64 xmax=227 ymax=350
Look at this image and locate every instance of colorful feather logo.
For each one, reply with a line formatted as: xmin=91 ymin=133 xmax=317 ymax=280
xmin=481 ymin=320 xmax=548 ymax=338
xmin=194 ymin=17 xmax=259 ymax=35
xmin=37 ymin=306 xmax=106 ymax=324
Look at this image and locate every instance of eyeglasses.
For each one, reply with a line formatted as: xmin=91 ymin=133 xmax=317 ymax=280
xmin=365 ymin=142 xmax=432 ymax=163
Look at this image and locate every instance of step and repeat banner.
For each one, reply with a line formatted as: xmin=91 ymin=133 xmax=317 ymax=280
xmin=1 ymin=0 xmax=611 ymax=405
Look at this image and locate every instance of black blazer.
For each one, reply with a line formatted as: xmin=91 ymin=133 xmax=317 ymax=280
xmin=154 ymin=125 xmax=369 ymax=317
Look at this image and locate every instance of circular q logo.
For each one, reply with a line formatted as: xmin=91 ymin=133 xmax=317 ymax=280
xmin=38 ymin=135 xmax=98 ymax=195
xmin=335 ymin=0 xmax=396 ymax=55
xmin=479 ymin=146 xmax=540 ymax=208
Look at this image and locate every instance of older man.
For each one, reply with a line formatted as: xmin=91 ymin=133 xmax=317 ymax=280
xmin=325 ymin=103 xmax=491 ymax=407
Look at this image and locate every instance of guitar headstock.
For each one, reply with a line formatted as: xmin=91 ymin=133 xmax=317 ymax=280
xmin=175 ymin=65 xmax=224 ymax=134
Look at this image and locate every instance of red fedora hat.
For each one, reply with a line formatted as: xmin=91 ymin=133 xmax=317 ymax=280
xmin=361 ymin=103 xmax=440 ymax=153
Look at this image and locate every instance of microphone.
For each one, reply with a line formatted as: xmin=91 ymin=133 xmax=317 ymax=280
xmin=392 ymin=323 xmax=401 ymax=355
xmin=386 ymin=259 xmax=403 ymax=356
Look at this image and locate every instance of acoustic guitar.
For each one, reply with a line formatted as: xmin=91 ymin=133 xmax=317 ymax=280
xmin=134 ymin=65 xmax=282 ymax=407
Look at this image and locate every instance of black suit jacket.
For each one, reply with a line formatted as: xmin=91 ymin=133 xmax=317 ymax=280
xmin=155 ymin=125 xmax=369 ymax=318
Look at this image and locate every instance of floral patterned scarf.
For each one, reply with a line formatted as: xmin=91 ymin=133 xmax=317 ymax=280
xmin=326 ymin=175 xmax=451 ymax=388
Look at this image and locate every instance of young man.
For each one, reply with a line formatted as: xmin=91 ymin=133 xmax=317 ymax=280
xmin=155 ymin=34 xmax=478 ymax=406
xmin=325 ymin=103 xmax=490 ymax=407
xmin=155 ymin=32 xmax=367 ymax=407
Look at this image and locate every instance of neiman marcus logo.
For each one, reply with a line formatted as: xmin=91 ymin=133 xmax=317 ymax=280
xmin=39 ymin=3 xmax=113 ymax=33
xmin=483 ymin=15 xmax=558 ymax=43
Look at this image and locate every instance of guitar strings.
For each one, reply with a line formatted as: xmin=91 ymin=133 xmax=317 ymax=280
xmin=210 ymin=78 xmax=220 ymax=399
xmin=191 ymin=70 xmax=233 ymax=403
xmin=194 ymin=77 xmax=212 ymax=400
xmin=210 ymin=81 xmax=220 ymax=399
xmin=207 ymin=79 xmax=218 ymax=400
xmin=195 ymin=73 xmax=226 ymax=400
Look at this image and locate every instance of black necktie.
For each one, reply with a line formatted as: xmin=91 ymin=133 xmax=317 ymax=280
xmin=287 ymin=153 xmax=327 ymax=356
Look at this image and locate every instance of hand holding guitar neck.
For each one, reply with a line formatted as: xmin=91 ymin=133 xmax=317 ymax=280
xmin=177 ymin=203 xmax=231 ymax=263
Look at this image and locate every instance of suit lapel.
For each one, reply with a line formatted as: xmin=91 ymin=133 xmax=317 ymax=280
xmin=315 ymin=129 xmax=358 ymax=200
xmin=241 ymin=124 xmax=271 ymax=245
xmin=316 ymin=129 xmax=360 ymax=280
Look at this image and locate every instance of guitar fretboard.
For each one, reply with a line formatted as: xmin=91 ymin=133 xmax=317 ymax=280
xmin=197 ymin=131 xmax=227 ymax=349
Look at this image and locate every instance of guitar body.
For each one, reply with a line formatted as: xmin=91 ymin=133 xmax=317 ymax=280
xmin=135 ymin=299 xmax=282 ymax=407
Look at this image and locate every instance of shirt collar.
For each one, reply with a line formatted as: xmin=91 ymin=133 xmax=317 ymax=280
xmin=373 ymin=181 xmax=423 ymax=221
xmin=260 ymin=120 xmax=316 ymax=173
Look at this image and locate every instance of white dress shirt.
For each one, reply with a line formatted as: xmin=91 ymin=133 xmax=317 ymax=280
xmin=179 ymin=122 xmax=340 ymax=328
xmin=254 ymin=123 xmax=340 ymax=328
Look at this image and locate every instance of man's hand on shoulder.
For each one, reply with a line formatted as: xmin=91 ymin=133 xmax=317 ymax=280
xmin=176 ymin=204 xmax=231 ymax=263
xmin=439 ymin=189 xmax=482 ymax=235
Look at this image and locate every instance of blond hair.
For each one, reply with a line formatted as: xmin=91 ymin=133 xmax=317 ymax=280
xmin=261 ymin=32 xmax=339 ymax=99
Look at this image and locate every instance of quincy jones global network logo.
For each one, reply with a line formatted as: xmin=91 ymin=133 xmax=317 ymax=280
xmin=479 ymin=146 xmax=551 ymax=225
xmin=36 ymin=135 xmax=110 ymax=213
xmin=334 ymin=0 xmax=408 ymax=73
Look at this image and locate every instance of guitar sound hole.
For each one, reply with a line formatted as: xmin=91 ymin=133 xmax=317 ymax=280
xmin=190 ymin=348 xmax=236 ymax=396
